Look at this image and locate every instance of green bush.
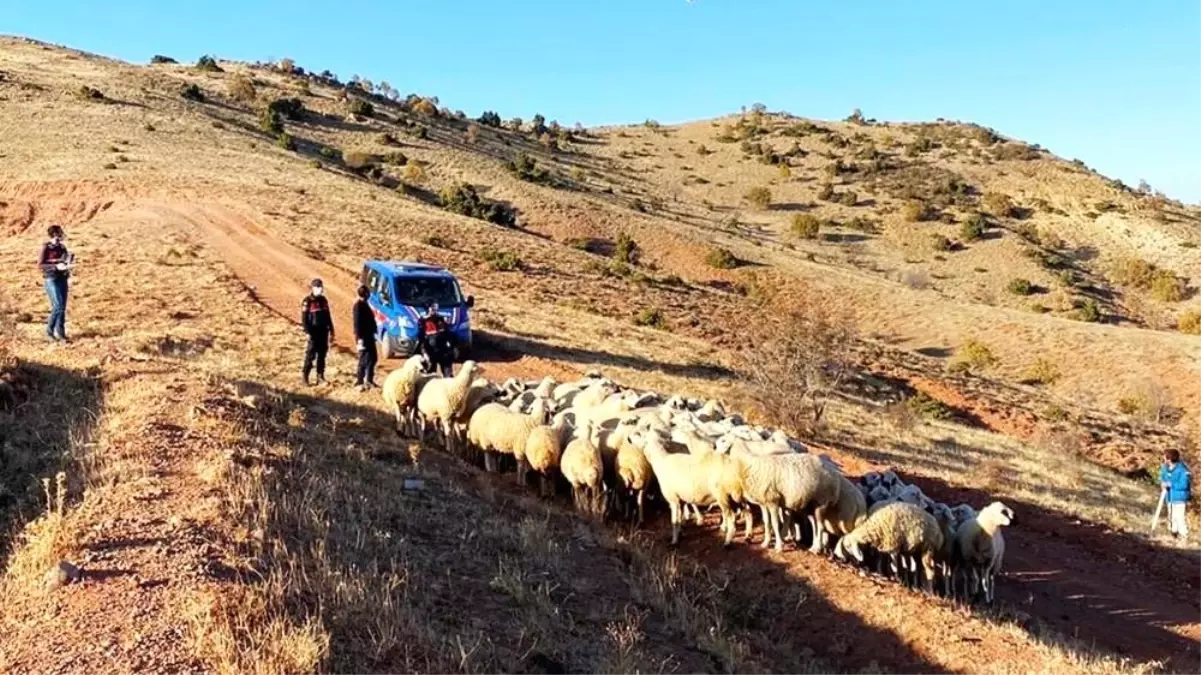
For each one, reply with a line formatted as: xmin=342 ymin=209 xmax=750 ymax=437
xmin=346 ymin=97 xmax=374 ymax=118
xmin=479 ymin=248 xmax=524 ymax=272
xmin=1150 ymin=272 xmax=1188 ymax=302
xmin=179 ymin=83 xmax=204 ymax=102
xmin=1074 ymin=298 xmax=1102 ymax=322
xmin=706 ymin=247 xmax=740 ymax=269
xmin=268 ymin=97 xmax=306 ymax=120
xmin=960 ymin=212 xmax=987 ymax=241
xmin=259 ymin=108 xmax=283 ymax=134
xmin=509 ymin=152 xmax=551 ymax=184
xmin=440 ymin=183 xmax=517 ymax=227
xmin=478 ymin=111 xmax=502 ymax=127
xmin=634 ymin=308 xmax=667 ymax=329
xmin=1007 ymin=277 xmax=1034 ymax=295
xmin=196 ymin=55 xmax=222 ymax=72
xmin=150 ymin=54 xmax=177 ymax=64
xmin=276 ymin=132 xmax=296 ymax=151
xmin=744 ymin=186 xmax=772 ymax=210
xmin=614 ymin=233 xmax=639 ymax=264
xmin=791 ymin=214 xmax=821 ymax=239
xmin=906 ymin=392 xmax=954 ymax=420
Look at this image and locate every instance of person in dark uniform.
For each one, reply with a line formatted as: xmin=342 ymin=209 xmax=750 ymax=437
xmin=301 ymin=278 xmax=335 ymax=385
xmin=37 ymin=224 xmax=73 ymax=342
xmin=418 ymin=302 xmax=456 ymax=377
xmin=352 ymin=284 xmax=379 ymax=390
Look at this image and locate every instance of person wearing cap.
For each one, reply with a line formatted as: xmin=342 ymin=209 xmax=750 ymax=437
xmin=37 ymin=224 xmax=73 ymax=342
xmin=352 ymin=284 xmax=379 ymax=390
xmin=300 ymin=278 xmax=335 ymax=385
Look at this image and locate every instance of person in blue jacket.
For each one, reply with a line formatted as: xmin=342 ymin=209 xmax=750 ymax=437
xmin=1160 ymin=449 xmax=1191 ymax=539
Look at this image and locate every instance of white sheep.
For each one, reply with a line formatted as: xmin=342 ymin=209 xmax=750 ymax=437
xmin=835 ymin=502 xmax=944 ymax=593
xmin=466 ymin=397 xmax=550 ymax=475
xmin=597 ymin=418 xmax=653 ymax=524
xmin=523 ymin=413 xmax=571 ymax=497
xmin=952 ymin=501 xmax=1014 ymax=604
xmin=814 ymin=473 xmax=868 ymax=553
xmin=632 ymin=429 xmax=742 ymax=546
xmin=561 ymin=419 xmax=605 ymax=515
xmin=695 ymin=398 xmax=726 ymax=423
xmin=450 ymin=377 xmax=502 ymax=462
xmin=414 ymin=361 xmax=482 ymax=454
xmin=381 ymin=354 xmax=430 ymax=436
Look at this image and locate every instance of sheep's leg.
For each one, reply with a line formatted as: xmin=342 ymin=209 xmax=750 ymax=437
xmin=720 ymin=502 xmax=736 ymax=548
xmin=921 ymin=552 xmax=936 ymax=594
xmin=483 ymin=451 xmax=497 ymax=473
xmin=516 ymin=458 xmax=528 ymax=486
xmin=571 ymin=485 xmax=581 ymax=511
xmin=807 ymin=510 xmax=824 ymax=553
xmin=692 ymin=503 xmax=705 ymax=526
xmin=770 ymin=506 xmax=785 ymax=553
xmin=668 ymin=501 xmax=682 ymax=546
xmin=742 ymin=506 xmax=753 ymax=541
xmin=636 ymin=489 xmax=645 ymax=526
xmin=757 ymin=505 xmax=772 ymax=548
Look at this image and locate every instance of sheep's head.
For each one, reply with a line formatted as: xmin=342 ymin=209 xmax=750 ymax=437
xmin=834 ymin=535 xmax=864 ymax=563
xmin=861 ymin=471 xmax=881 ymax=489
xmin=665 ymin=395 xmax=687 ymax=411
xmin=981 ymin=501 xmax=1015 ymax=527
xmin=880 ymin=469 xmax=899 ymax=487
xmin=460 ymin=360 xmax=481 ymax=379
xmin=714 ymin=436 xmax=736 ymax=455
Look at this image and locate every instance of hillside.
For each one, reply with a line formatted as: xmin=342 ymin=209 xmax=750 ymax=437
xmin=0 ymin=37 xmax=1198 ymax=674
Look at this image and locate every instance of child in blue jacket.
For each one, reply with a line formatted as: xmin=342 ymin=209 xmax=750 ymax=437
xmin=1160 ymin=450 xmax=1192 ymax=539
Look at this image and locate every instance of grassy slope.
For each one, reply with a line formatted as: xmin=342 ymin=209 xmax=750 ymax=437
xmin=0 ymin=37 xmax=1196 ymax=673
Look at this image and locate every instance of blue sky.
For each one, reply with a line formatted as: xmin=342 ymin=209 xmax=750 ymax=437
xmin=5 ymin=1 xmax=1199 ymax=202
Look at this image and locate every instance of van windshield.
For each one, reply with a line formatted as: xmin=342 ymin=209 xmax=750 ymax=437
xmin=393 ymin=276 xmax=463 ymax=308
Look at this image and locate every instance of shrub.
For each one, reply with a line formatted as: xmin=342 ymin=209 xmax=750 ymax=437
xmin=343 ymin=151 xmax=378 ymax=172
xmin=228 ymin=75 xmax=256 ymax=102
xmin=614 ymin=233 xmax=639 ymax=264
xmin=382 ymin=151 xmax=407 ymax=166
xmin=901 ymin=200 xmax=935 ymax=222
xmin=838 ymin=190 xmax=859 ymax=207
xmin=982 ymin=192 xmax=1016 ymax=218
xmin=346 ymin=98 xmax=374 ymax=118
xmin=509 ymin=152 xmax=550 ymax=184
xmin=1074 ymin=298 xmax=1102 ymax=322
xmin=150 ymin=54 xmax=177 ymax=64
xmin=817 ymin=183 xmax=834 ymax=201
xmin=276 ymin=132 xmax=296 ymax=151
xmin=1116 ymin=397 xmax=1142 ymax=416
xmin=929 ymin=234 xmax=953 ymax=252
xmin=791 ymin=214 xmax=821 ymax=239
xmin=478 ymin=111 xmax=501 ymax=127
xmin=102 ymin=162 xmax=117 ymax=170
xmin=778 ymin=163 xmax=792 ymax=179
xmin=634 ymin=308 xmax=667 ymax=329
xmin=440 ymin=183 xmax=517 ymax=227
xmin=960 ymin=212 xmax=987 ymax=241
xmin=259 ymin=108 xmax=283 ymax=134
xmin=1150 ymin=272 xmax=1188 ymax=302
xmin=408 ymin=125 xmax=429 ymax=140
xmin=196 ymin=55 xmax=222 ymax=72
xmin=954 ymin=339 xmax=998 ymax=371
xmin=423 ymin=234 xmax=450 ymax=249
xmin=403 ymin=163 xmax=426 ymax=184
xmin=846 ymin=216 xmax=879 ymax=233
xmin=268 ymin=97 xmax=306 ymax=120
xmin=1178 ymin=311 xmax=1201 ymax=335
xmin=744 ymin=186 xmax=772 ymax=210
xmin=1025 ymin=358 xmax=1061 ymax=385
xmin=1043 ymin=405 xmax=1069 ymax=422
xmin=696 ymin=144 xmax=712 ymax=156
xmin=378 ymin=132 xmax=399 ymax=146
xmin=466 ymin=123 xmax=481 ymax=143
xmin=706 ymin=247 xmax=740 ymax=269
xmin=1007 ymin=278 xmax=1034 ymax=295
xmin=479 ymin=248 xmax=523 ymax=272
xmin=906 ymin=392 xmax=954 ymax=421
xmin=179 ymin=83 xmax=204 ymax=102
xmin=77 ymin=85 xmax=105 ymax=101
xmin=412 ymin=98 xmax=438 ymax=117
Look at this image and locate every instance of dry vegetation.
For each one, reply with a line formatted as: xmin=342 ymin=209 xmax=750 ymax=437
xmin=0 ymin=37 xmax=1197 ymax=674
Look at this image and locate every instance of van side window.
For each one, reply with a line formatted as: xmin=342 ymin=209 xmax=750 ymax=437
xmin=379 ymin=275 xmax=393 ymax=306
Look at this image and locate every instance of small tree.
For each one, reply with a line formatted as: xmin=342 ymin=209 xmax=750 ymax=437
xmin=613 ymin=233 xmax=639 ymax=264
xmin=347 ymin=98 xmax=374 ymax=118
xmin=150 ymin=54 xmax=177 ymax=64
xmin=402 ymin=163 xmax=426 ymax=185
xmin=478 ymin=110 xmax=502 ymax=127
xmin=744 ymin=186 xmax=772 ymax=210
xmin=953 ymin=339 xmax=998 ymax=372
xmin=846 ymin=108 xmax=866 ymax=125
xmin=838 ymin=190 xmax=859 ymax=207
xmin=259 ymin=108 xmax=283 ymax=134
xmin=791 ymin=214 xmax=821 ymax=239
xmin=179 ymin=83 xmax=205 ymax=102
xmin=196 ymin=55 xmax=222 ymax=72
xmin=901 ymin=200 xmax=934 ymax=222
xmin=740 ymin=302 xmax=855 ymax=435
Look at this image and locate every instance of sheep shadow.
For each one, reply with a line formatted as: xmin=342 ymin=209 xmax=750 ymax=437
xmin=0 ymin=359 xmax=104 ymax=558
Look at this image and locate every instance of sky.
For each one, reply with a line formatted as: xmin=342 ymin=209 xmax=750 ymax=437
xmin=5 ymin=1 xmax=1199 ymax=202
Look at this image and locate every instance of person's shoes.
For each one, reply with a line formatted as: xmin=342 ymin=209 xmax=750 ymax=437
xmin=302 ymin=374 xmax=311 ymax=386
xmin=316 ymin=376 xmax=328 ymax=386
xmin=46 ymin=331 xmax=59 ymax=342
xmin=56 ymin=335 xmax=69 ymax=344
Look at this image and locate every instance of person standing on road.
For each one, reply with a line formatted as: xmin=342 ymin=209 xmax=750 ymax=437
xmin=301 ymin=278 xmax=335 ymax=385
xmin=418 ymin=302 xmax=455 ymax=377
xmin=38 ymin=224 xmax=73 ymax=342
xmin=1160 ymin=449 xmax=1192 ymax=539
xmin=352 ymin=284 xmax=379 ymax=390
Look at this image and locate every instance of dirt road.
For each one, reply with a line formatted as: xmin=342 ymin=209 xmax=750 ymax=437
xmin=160 ymin=200 xmax=1200 ymax=671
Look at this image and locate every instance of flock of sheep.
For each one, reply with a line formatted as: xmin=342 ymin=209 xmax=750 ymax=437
xmin=383 ymin=356 xmax=1016 ymax=604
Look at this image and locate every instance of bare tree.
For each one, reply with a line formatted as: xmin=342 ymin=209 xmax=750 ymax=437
xmin=739 ymin=297 xmax=856 ymax=437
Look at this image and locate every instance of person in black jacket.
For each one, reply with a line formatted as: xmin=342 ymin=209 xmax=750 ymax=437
xmin=301 ymin=278 xmax=335 ymax=385
xmin=37 ymin=224 xmax=73 ymax=342
xmin=352 ymin=284 xmax=379 ymax=390
xmin=418 ymin=303 xmax=456 ymax=377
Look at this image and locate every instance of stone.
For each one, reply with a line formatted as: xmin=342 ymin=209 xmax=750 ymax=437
xmin=44 ymin=560 xmax=82 ymax=590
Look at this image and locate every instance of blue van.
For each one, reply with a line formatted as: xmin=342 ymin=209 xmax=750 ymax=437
xmin=361 ymin=260 xmax=474 ymax=359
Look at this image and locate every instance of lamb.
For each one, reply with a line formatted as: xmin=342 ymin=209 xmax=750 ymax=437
xmin=695 ymin=398 xmax=726 ymax=423
xmin=451 ymin=378 xmax=503 ymax=463
xmin=952 ymin=501 xmax=1014 ymax=604
xmin=381 ymin=354 xmax=431 ymax=436
xmin=560 ymin=419 xmax=605 ymax=515
xmin=597 ymin=418 xmax=653 ymax=524
xmin=834 ymin=502 xmax=944 ymax=593
xmin=523 ymin=413 xmax=571 ymax=497
xmin=466 ymin=396 xmax=550 ymax=475
xmin=815 ymin=473 xmax=868 ymax=553
xmin=415 ymin=360 xmax=482 ymax=454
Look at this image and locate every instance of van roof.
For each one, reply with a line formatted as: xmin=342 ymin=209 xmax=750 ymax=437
xmin=365 ymin=260 xmax=453 ymax=277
